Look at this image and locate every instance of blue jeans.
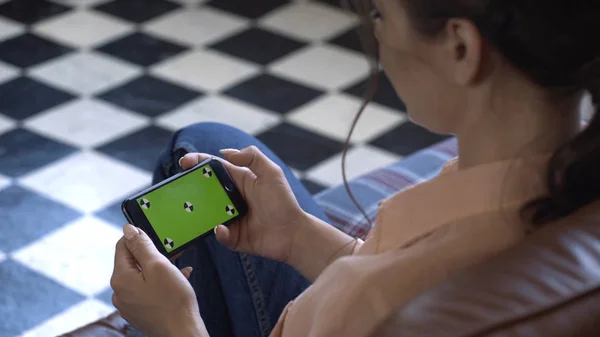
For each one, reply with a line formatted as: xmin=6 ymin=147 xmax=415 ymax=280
xmin=153 ymin=123 xmax=327 ymax=337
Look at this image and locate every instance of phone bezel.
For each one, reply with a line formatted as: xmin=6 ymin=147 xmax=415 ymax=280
xmin=121 ymin=158 xmax=248 ymax=258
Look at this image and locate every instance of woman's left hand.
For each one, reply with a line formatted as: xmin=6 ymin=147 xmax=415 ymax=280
xmin=111 ymin=224 xmax=209 ymax=337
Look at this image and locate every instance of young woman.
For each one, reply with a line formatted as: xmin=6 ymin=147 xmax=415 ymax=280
xmin=109 ymin=0 xmax=600 ymax=336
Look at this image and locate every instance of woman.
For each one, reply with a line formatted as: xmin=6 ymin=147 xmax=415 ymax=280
xmin=110 ymin=0 xmax=600 ymax=336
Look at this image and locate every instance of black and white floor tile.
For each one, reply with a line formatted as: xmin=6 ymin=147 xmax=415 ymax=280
xmin=0 ymin=0 xmax=448 ymax=336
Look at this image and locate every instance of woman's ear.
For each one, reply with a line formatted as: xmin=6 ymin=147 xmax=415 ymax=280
xmin=443 ymin=18 xmax=484 ymax=86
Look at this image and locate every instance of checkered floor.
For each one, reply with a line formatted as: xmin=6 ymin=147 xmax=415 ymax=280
xmin=0 ymin=0 xmax=448 ymax=336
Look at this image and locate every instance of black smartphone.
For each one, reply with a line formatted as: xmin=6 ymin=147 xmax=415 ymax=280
xmin=121 ymin=158 xmax=248 ymax=258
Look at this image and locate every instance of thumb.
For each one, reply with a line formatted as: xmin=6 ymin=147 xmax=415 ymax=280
xmin=213 ymin=224 xmax=241 ymax=251
xmin=220 ymin=146 xmax=280 ymax=178
xmin=122 ymin=224 xmax=163 ymax=268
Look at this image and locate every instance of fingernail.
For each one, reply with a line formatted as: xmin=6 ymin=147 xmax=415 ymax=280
xmin=178 ymin=156 xmax=184 ymax=168
xmin=123 ymin=224 xmax=139 ymax=240
xmin=220 ymin=149 xmax=240 ymax=155
xmin=213 ymin=226 xmax=219 ymax=235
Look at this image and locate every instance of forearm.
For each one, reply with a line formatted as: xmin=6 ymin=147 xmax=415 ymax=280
xmin=172 ymin=327 xmax=209 ymax=337
xmin=287 ymin=212 xmax=363 ymax=282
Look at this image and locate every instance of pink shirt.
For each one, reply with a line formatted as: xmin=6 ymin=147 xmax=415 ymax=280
xmin=270 ymin=156 xmax=548 ymax=337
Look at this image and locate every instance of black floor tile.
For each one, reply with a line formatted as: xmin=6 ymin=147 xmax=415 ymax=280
xmin=328 ymin=27 xmax=363 ymax=54
xmin=0 ymin=185 xmax=81 ymax=251
xmin=256 ymin=122 xmax=345 ymax=171
xmin=0 ymin=77 xmax=75 ymax=120
xmin=369 ymin=121 xmax=450 ymax=156
xmin=0 ymin=260 xmax=84 ymax=337
xmin=344 ymin=70 xmax=407 ymax=112
xmin=95 ymin=200 xmax=133 ymax=228
xmin=0 ymin=33 xmax=73 ymax=68
xmin=0 ymin=129 xmax=78 ymax=177
xmin=96 ymin=125 xmax=173 ymax=172
xmin=95 ymin=32 xmax=188 ymax=67
xmin=206 ymin=0 xmax=289 ymax=19
xmin=223 ymin=73 xmax=324 ymax=114
xmin=95 ymin=288 xmax=114 ymax=307
xmin=0 ymin=0 xmax=71 ymax=25
xmin=209 ymin=27 xmax=307 ymax=65
xmin=93 ymin=0 xmax=180 ymax=23
xmin=96 ymin=75 xmax=202 ymax=117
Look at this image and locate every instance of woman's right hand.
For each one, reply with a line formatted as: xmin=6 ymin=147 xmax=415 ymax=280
xmin=179 ymin=146 xmax=307 ymax=263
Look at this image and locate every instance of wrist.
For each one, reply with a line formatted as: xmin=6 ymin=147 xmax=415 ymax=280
xmin=286 ymin=211 xmax=316 ymax=269
xmin=170 ymin=324 xmax=208 ymax=337
xmin=168 ymin=313 xmax=209 ymax=337
xmin=286 ymin=212 xmax=362 ymax=281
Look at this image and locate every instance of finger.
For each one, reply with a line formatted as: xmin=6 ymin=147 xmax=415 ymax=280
xmin=181 ymin=153 xmax=250 ymax=189
xmin=195 ymin=152 xmax=255 ymax=195
xmin=114 ymin=237 xmax=139 ymax=273
xmin=179 ymin=153 xmax=212 ymax=170
xmin=220 ymin=146 xmax=280 ymax=178
xmin=111 ymin=292 xmax=121 ymax=309
xmin=214 ymin=224 xmax=241 ymax=251
xmin=122 ymin=224 xmax=164 ymax=269
xmin=212 ymin=156 xmax=254 ymax=193
xmin=180 ymin=152 xmax=254 ymax=199
xmin=180 ymin=266 xmax=193 ymax=279
xmin=170 ymin=252 xmax=183 ymax=263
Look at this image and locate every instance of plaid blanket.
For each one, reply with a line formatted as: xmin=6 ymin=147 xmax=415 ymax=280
xmin=315 ymin=138 xmax=458 ymax=239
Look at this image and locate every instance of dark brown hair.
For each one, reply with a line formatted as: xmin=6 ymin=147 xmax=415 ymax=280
xmin=342 ymin=0 xmax=600 ymax=230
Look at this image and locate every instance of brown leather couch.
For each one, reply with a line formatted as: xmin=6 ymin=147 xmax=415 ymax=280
xmin=63 ymin=203 xmax=600 ymax=337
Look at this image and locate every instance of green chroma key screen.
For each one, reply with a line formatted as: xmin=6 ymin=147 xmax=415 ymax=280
xmin=136 ymin=164 xmax=238 ymax=252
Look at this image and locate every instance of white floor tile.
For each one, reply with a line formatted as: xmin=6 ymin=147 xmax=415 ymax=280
xmin=18 ymin=151 xmax=151 ymax=213
xmin=305 ymin=145 xmax=401 ymax=186
xmin=287 ymin=94 xmax=406 ymax=143
xmin=0 ymin=60 xmax=19 ymax=84
xmin=19 ymin=299 xmax=115 ymax=337
xmin=151 ymin=49 xmax=260 ymax=92
xmin=34 ymin=10 xmax=134 ymax=48
xmin=259 ymin=2 xmax=357 ymax=41
xmin=143 ymin=7 xmax=249 ymax=46
xmin=24 ymin=99 xmax=150 ymax=148
xmin=0 ymin=16 xmax=25 ymax=42
xmin=291 ymin=168 xmax=303 ymax=180
xmin=12 ymin=216 xmax=122 ymax=297
xmin=0 ymin=113 xmax=16 ymax=136
xmin=0 ymin=173 xmax=10 ymax=192
xmin=29 ymin=52 xmax=141 ymax=95
xmin=269 ymin=44 xmax=369 ymax=90
xmin=157 ymin=95 xmax=280 ymax=135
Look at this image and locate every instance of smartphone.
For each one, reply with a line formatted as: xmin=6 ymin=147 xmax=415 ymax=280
xmin=121 ymin=158 xmax=248 ymax=258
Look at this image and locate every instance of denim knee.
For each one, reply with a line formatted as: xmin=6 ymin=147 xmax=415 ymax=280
xmin=174 ymin=122 xmax=249 ymax=148
xmin=153 ymin=122 xmax=251 ymax=183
